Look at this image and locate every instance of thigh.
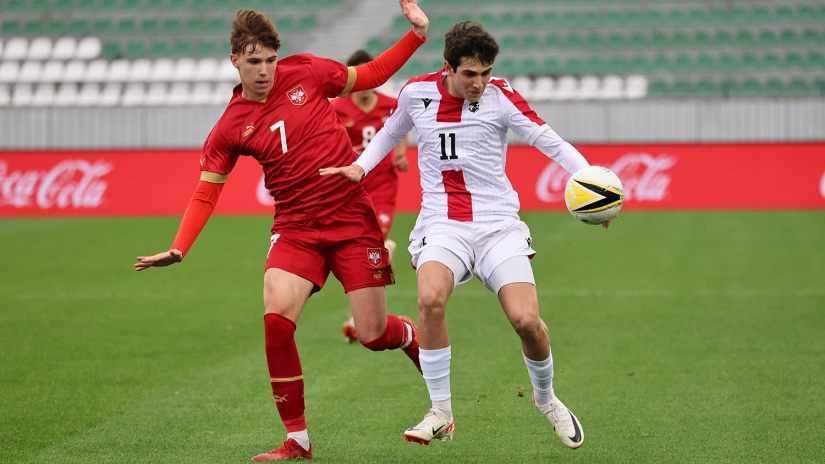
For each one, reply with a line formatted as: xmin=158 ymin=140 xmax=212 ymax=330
xmin=475 ymin=221 xmax=536 ymax=288
xmin=324 ymin=196 xmax=395 ymax=292
xmin=265 ymin=228 xmax=330 ymax=293
xmin=347 ymin=286 xmax=387 ymax=341
xmin=263 ymin=267 xmax=315 ymax=323
xmin=409 ymin=220 xmax=475 ymax=285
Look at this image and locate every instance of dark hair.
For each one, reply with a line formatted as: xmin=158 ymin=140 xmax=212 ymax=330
xmin=443 ymin=21 xmax=499 ymax=70
xmin=230 ymin=9 xmax=280 ymax=55
xmin=346 ymin=49 xmax=373 ymax=67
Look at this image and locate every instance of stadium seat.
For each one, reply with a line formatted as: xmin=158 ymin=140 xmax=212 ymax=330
xmin=190 ymin=82 xmax=213 ymax=105
xmin=12 ymin=83 xmax=33 ymax=106
xmin=625 ymin=75 xmax=648 ymax=99
xmin=150 ymin=58 xmax=175 ymax=81
xmin=84 ymin=59 xmax=108 ymax=82
xmin=31 ymin=83 xmax=56 ymax=106
xmin=578 ymin=75 xmax=601 ymax=100
xmin=0 ymin=61 xmax=20 ymax=83
xmin=3 ymin=37 xmax=28 ymax=60
xmin=99 ymin=83 xmax=122 ymax=106
xmin=76 ymin=83 xmax=101 ymax=106
xmin=145 ymin=83 xmax=168 ymax=105
xmin=122 ymin=83 xmax=146 ymax=106
xmin=167 ymin=82 xmax=190 ymax=106
xmin=130 ymin=59 xmax=153 ymax=82
xmin=76 ymin=37 xmax=102 ymax=60
xmin=19 ymin=61 xmax=43 ymax=83
xmin=52 ymin=37 xmax=78 ymax=60
xmin=510 ymin=76 xmax=533 ymax=99
xmin=601 ymin=75 xmax=623 ymax=99
xmin=54 ymin=83 xmax=79 ymax=106
xmin=28 ymin=37 xmax=52 ymax=60
xmin=195 ymin=58 xmax=219 ymax=82
xmin=107 ymin=59 xmax=130 ymax=82
xmin=554 ymin=76 xmax=578 ymax=100
xmin=40 ymin=61 xmax=65 ymax=83
xmin=532 ymin=76 xmax=555 ymax=100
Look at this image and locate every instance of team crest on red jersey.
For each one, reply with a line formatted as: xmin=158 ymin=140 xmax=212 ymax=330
xmin=286 ymin=85 xmax=308 ymax=105
xmin=367 ymin=248 xmax=383 ymax=268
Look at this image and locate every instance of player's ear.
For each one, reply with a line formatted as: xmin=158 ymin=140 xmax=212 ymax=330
xmin=230 ymin=54 xmax=240 ymax=70
xmin=443 ymin=60 xmax=452 ymax=73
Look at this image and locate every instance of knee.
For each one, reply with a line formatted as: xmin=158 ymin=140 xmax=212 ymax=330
xmin=512 ymin=314 xmax=546 ymax=341
xmin=418 ymin=287 xmax=448 ymax=319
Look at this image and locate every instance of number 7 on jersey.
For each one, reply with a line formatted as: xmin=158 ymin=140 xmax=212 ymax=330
xmin=270 ymin=120 xmax=288 ymax=153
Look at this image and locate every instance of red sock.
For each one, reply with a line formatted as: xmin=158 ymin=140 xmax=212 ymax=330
xmin=264 ymin=313 xmax=306 ymax=432
xmin=361 ymin=314 xmax=405 ymax=351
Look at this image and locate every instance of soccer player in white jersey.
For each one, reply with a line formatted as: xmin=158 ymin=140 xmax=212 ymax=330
xmin=321 ymin=21 xmax=603 ymax=450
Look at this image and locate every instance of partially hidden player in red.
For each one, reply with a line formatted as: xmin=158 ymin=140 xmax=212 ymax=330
xmin=134 ymin=2 xmax=429 ymax=461
xmin=331 ymin=49 xmax=410 ymax=343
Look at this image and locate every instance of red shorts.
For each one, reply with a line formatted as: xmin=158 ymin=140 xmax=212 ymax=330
xmin=265 ymin=194 xmax=394 ymax=293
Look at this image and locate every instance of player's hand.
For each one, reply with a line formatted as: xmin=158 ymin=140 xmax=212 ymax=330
xmin=400 ymin=0 xmax=429 ymax=38
xmin=601 ymin=220 xmax=611 ymax=230
xmin=319 ymin=164 xmax=365 ymax=182
xmin=134 ymin=249 xmax=183 ymax=271
xmin=393 ymin=152 xmax=409 ymax=171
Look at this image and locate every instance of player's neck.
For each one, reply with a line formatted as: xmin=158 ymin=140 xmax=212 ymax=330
xmin=241 ymin=85 xmax=269 ymax=103
xmin=352 ymin=91 xmax=378 ymax=113
xmin=442 ymin=75 xmax=463 ymax=101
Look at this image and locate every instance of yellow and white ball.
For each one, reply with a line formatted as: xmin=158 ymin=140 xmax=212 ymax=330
xmin=564 ymin=166 xmax=624 ymax=225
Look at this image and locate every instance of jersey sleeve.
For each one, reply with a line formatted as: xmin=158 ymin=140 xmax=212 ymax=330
xmin=200 ymin=123 xmax=240 ymax=175
xmin=303 ymin=54 xmax=349 ymax=99
xmin=353 ymin=88 xmax=415 ymax=175
xmin=492 ymin=78 xmax=548 ymax=146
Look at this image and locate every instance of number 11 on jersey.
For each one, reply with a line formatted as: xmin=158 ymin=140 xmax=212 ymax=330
xmin=439 ymin=133 xmax=458 ymax=160
xmin=270 ymin=120 xmax=288 ymax=153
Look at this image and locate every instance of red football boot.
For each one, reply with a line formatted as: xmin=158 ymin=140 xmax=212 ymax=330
xmin=251 ymin=439 xmax=312 ymax=461
xmin=398 ymin=316 xmax=421 ymax=373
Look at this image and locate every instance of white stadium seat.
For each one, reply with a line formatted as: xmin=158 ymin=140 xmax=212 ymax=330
xmin=4 ymin=37 xmax=28 ymax=61
xmin=195 ymin=58 xmax=218 ymax=82
xmin=601 ymin=75 xmax=624 ymax=99
xmin=19 ymin=61 xmax=44 ymax=83
xmin=99 ymin=83 xmax=122 ymax=106
xmin=31 ymin=83 xmax=56 ymax=106
xmin=130 ymin=59 xmax=153 ymax=82
xmin=77 ymin=83 xmax=101 ymax=106
xmin=84 ymin=59 xmax=108 ymax=82
xmin=145 ymin=82 xmax=168 ymax=105
xmin=54 ymin=83 xmax=79 ymax=106
xmin=625 ymin=74 xmax=648 ymax=99
xmin=554 ymin=76 xmax=578 ymax=100
xmin=75 ymin=37 xmax=102 ymax=60
xmin=52 ymin=37 xmax=78 ymax=60
xmin=122 ymin=83 xmax=146 ymax=106
xmin=174 ymin=58 xmax=197 ymax=81
xmin=578 ymin=75 xmax=601 ymax=100
xmin=212 ymin=82 xmax=235 ymax=105
xmin=107 ymin=59 xmax=130 ymax=82
xmin=218 ymin=59 xmax=237 ymax=82
xmin=28 ymin=37 xmax=52 ymax=60
xmin=40 ymin=61 xmax=65 ymax=83
xmin=510 ymin=76 xmax=533 ymax=99
xmin=64 ymin=60 xmax=87 ymax=82
xmin=532 ymin=76 xmax=555 ymax=100
xmin=0 ymin=84 xmax=10 ymax=107
xmin=12 ymin=83 xmax=33 ymax=106
xmin=150 ymin=58 xmax=175 ymax=81
xmin=0 ymin=39 xmax=3 ymax=58
xmin=190 ymin=82 xmax=213 ymax=105
xmin=168 ymin=82 xmax=190 ymax=105
xmin=0 ymin=61 xmax=20 ymax=83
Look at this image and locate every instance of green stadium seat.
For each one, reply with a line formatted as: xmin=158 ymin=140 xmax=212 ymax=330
xmin=761 ymin=52 xmax=781 ymax=70
xmin=730 ymin=77 xmax=764 ymax=97
xmin=780 ymin=29 xmax=799 ymax=44
xmin=149 ymin=40 xmax=171 ymax=57
xmin=740 ymin=52 xmax=759 ymax=70
xmin=695 ymin=53 xmax=714 ymax=71
xmin=735 ymin=29 xmax=755 ymax=46
xmin=1 ymin=19 xmax=22 ymax=35
xmin=758 ymin=29 xmax=776 ymax=45
xmin=785 ymin=51 xmax=803 ymax=69
xmin=542 ymin=57 xmax=561 ymax=74
xmin=101 ymin=41 xmax=121 ymax=59
xmin=775 ymin=5 xmax=794 ymax=22
xmin=126 ymin=40 xmax=147 ymax=57
xmin=647 ymin=78 xmax=669 ymax=97
xmin=807 ymin=51 xmax=825 ymax=70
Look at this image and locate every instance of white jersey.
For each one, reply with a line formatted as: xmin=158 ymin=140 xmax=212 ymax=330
xmin=355 ymin=70 xmax=588 ymax=224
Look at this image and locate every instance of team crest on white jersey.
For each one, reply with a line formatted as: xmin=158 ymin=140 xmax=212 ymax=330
xmin=286 ymin=85 xmax=308 ymax=105
xmin=367 ymin=248 xmax=383 ymax=267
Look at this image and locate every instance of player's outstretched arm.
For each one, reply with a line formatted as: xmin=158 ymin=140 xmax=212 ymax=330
xmin=133 ymin=176 xmax=225 ymax=271
xmin=319 ymin=164 xmax=365 ymax=182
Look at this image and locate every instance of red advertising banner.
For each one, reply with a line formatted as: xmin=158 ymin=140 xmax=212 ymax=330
xmin=1 ymin=143 xmax=824 ymax=217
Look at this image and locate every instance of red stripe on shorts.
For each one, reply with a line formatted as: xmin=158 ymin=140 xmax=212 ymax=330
xmin=442 ymin=169 xmax=473 ymax=222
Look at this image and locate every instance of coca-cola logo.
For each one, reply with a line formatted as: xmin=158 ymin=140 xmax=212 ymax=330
xmin=536 ymin=153 xmax=676 ymax=203
xmin=0 ymin=159 xmax=113 ymax=209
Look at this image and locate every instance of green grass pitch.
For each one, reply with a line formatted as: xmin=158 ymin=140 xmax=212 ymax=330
xmin=1 ymin=211 xmax=824 ymax=463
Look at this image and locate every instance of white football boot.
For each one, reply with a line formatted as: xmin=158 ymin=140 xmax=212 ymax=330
xmin=535 ymin=394 xmax=584 ymax=449
xmin=403 ymin=409 xmax=455 ymax=445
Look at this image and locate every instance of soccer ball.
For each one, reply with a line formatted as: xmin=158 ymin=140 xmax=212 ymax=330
xmin=564 ymin=166 xmax=624 ymax=225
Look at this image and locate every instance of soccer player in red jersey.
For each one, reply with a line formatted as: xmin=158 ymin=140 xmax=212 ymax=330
xmin=331 ymin=49 xmax=410 ymax=343
xmin=134 ymin=2 xmax=429 ymax=461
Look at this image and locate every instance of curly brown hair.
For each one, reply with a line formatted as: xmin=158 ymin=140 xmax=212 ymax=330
xmin=346 ymin=49 xmax=374 ymax=67
xmin=230 ymin=9 xmax=281 ymax=55
xmin=443 ymin=21 xmax=499 ymax=70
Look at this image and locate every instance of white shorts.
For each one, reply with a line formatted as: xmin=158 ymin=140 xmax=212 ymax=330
xmin=409 ymin=219 xmax=536 ymax=293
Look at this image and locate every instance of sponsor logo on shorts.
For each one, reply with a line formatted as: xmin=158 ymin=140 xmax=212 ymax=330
xmin=367 ymin=248 xmax=383 ymax=268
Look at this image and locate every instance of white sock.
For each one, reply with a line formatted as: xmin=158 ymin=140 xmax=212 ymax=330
xmin=421 ymin=346 xmax=452 ymax=418
xmin=286 ymin=430 xmax=310 ymax=451
xmin=523 ymin=350 xmax=555 ymax=407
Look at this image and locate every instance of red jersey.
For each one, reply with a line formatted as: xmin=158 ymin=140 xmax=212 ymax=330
xmin=201 ymin=54 xmax=362 ymax=222
xmin=330 ymin=92 xmax=399 ymax=207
